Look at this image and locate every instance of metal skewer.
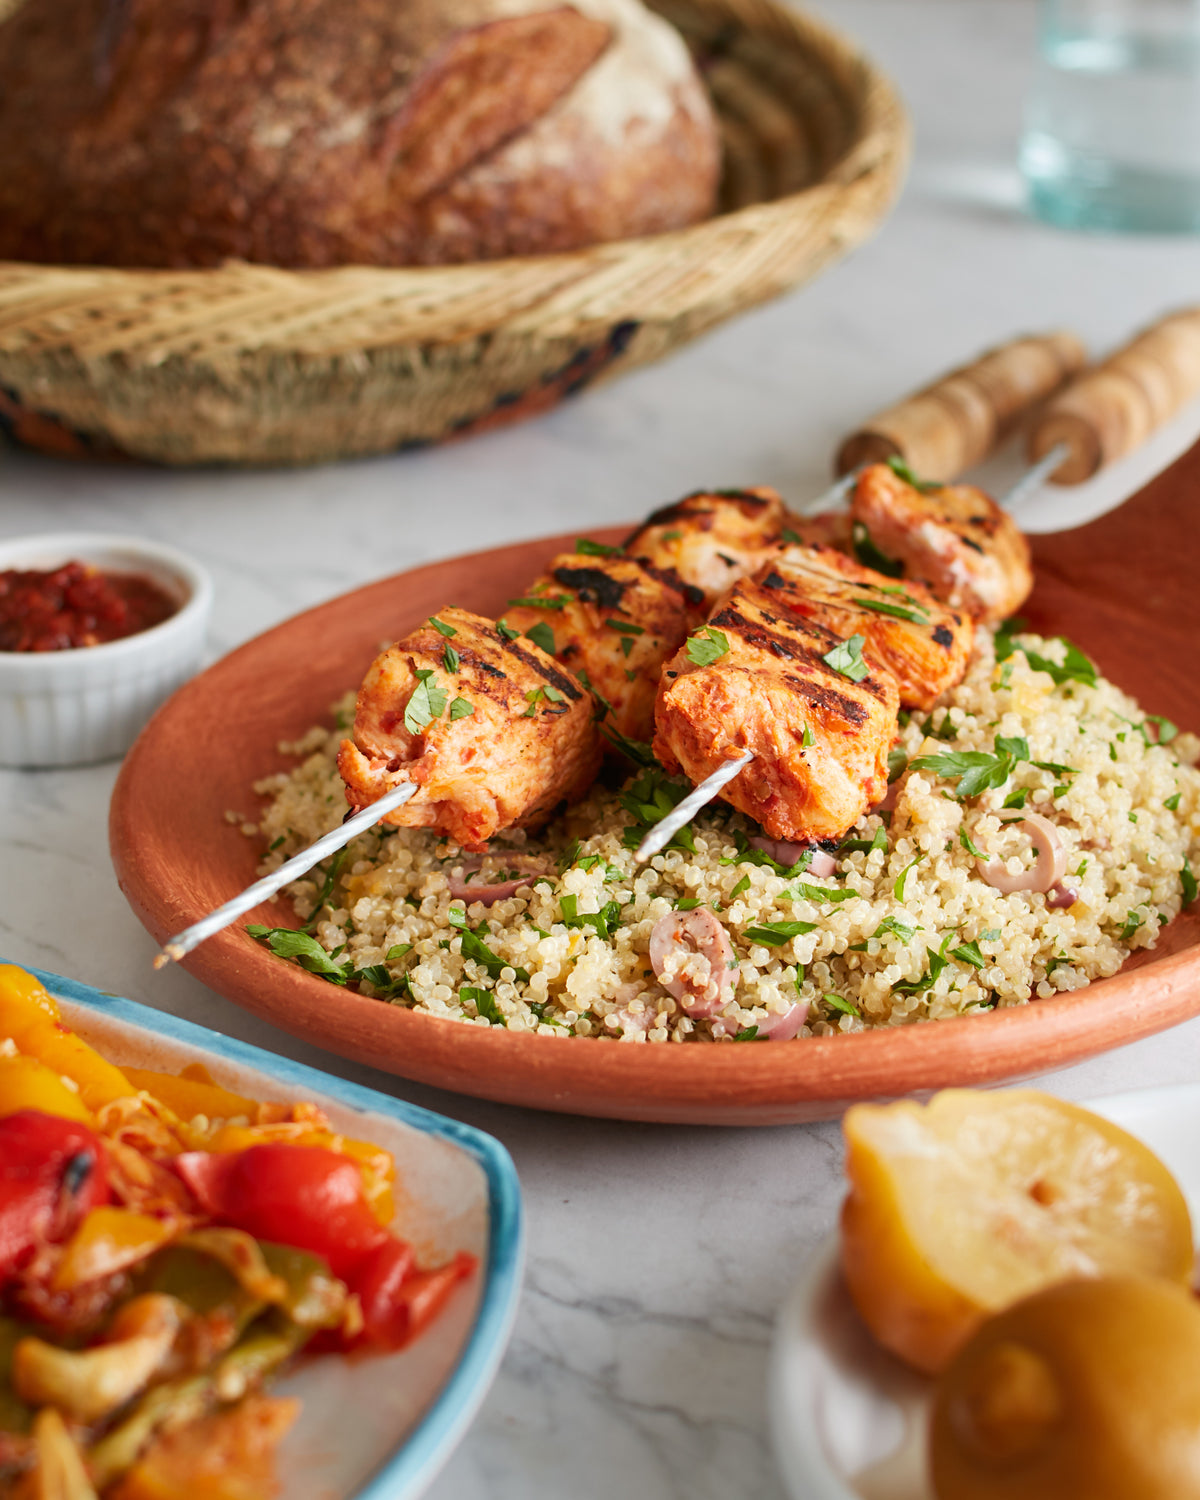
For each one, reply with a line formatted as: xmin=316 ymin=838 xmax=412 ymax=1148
xmin=154 ymin=780 xmax=419 ymax=967
xmin=634 ymin=750 xmax=752 ymax=863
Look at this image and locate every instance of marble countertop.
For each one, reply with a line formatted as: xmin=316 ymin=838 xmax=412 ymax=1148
xmin=4 ymin=2 xmax=1200 ymax=1495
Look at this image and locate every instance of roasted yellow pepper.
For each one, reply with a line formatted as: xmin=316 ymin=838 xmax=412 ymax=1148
xmin=121 ymin=1068 xmax=259 ymax=1126
xmin=0 ymin=1053 xmax=93 ymax=1124
xmin=0 ymin=965 xmax=134 ymax=1111
xmin=52 ymin=1208 xmax=179 ymax=1293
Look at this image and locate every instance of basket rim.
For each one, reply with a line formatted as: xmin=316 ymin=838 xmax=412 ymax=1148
xmin=0 ymin=0 xmax=908 ymax=300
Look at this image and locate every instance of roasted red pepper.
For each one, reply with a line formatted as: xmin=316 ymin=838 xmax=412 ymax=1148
xmin=0 ymin=1109 xmax=109 ymax=1280
xmin=353 ymin=1244 xmax=477 ymax=1351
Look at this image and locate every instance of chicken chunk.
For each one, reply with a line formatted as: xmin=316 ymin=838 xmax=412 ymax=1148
xmin=755 ymin=543 xmax=974 ymax=711
xmin=623 ymin=487 xmax=788 ymax=605
xmin=338 ymin=607 xmax=601 ymax=850
xmin=653 ymin=580 xmax=900 ymax=843
xmin=850 ymin=462 xmax=1032 ymax=624
xmin=501 ymin=552 xmax=705 ymax=744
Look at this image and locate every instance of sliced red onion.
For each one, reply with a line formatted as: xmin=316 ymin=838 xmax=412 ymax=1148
xmin=755 ymin=1000 xmax=809 ymax=1040
xmin=748 ymin=837 xmax=837 ymax=877
xmin=1046 ymin=882 xmax=1076 ymax=909
xmin=446 ymin=855 xmax=549 ymax=905
xmin=649 ymin=908 xmax=738 ymax=1018
xmin=976 ymin=812 xmax=1068 ymax=896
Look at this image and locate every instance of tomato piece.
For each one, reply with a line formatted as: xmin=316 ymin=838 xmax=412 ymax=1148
xmin=370 ymin=1252 xmax=478 ymax=1350
xmin=0 ymin=1110 xmax=108 ymax=1280
xmin=173 ymin=1144 xmax=387 ymax=1280
xmin=350 ymin=1236 xmax=416 ymax=1349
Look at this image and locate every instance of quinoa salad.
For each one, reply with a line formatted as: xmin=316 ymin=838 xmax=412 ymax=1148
xmin=238 ymin=628 xmax=1200 ymax=1044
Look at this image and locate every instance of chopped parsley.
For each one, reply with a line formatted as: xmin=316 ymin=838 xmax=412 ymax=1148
xmin=605 ymin=618 xmax=645 ymax=636
xmin=428 ymin=616 xmax=457 ymax=638
xmin=496 ymin=620 xmax=519 ymax=641
xmin=619 ymin=767 xmax=697 ymax=854
xmin=686 ymin=627 xmax=731 ymax=667
xmin=574 ymin=537 xmax=623 ymax=557
xmin=958 ymin=826 xmax=985 ymax=858
xmin=718 ymin=828 xmax=812 ymax=877
xmin=462 ymin=986 xmax=504 ymax=1024
xmin=1004 ymin=788 xmax=1029 ymax=809
xmin=823 ymin=633 xmax=869 ymax=682
xmin=840 ymin=827 xmax=889 ymax=856
xmin=851 ymin=521 xmax=904 ymax=578
xmin=743 ymin=919 xmax=817 ymax=944
xmin=887 ymin=748 xmax=908 ymax=783
xmin=893 ymin=852 xmax=925 ymax=901
xmin=732 ymin=1026 xmax=761 ymax=1041
xmin=508 ymin=593 xmax=571 ymax=611
xmin=449 ymin=696 xmax=474 ymax=720
xmin=404 ymin=670 xmax=448 ymax=734
xmin=442 ymin=643 xmax=461 ymax=673
xmin=1183 ymin=865 xmax=1198 ymax=906
xmin=1117 ymin=909 xmax=1144 ymax=942
xmin=873 ymin=914 xmax=919 ymax=943
xmin=245 ymin=925 xmax=411 ymax=998
xmin=789 ymin=882 xmax=857 ymax=904
xmin=911 ymin=735 xmax=1028 ymax=800
xmin=949 ymin=939 xmax=986 ymax=969
xmin=385 ymin=943 xmax=412 ymax=962
xmin=560 ymin=893 xmax=623 ymax=938
xmin=674 ymin=897 xmax=705 ymax=911
xmin=729 ymin=874 xmax=751 ymax=899
xmin=1165 ymin=792 xmax=1182 ymax=811
xmin=823 ymin=992 xmax=862 ymax=1019
xmin=886 ymin=455 xmax=938 ymax=492
xmin=994 ymin=630 xmax=1098 ymax=689
xmin=852 ymin=594 xmax=930 ymax=625
xmin=524 ymin=621 xmax=556 ymax=655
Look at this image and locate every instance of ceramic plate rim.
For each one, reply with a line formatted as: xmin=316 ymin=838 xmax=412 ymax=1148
xmin=16 ymin=960 xmax=525 ymax=1500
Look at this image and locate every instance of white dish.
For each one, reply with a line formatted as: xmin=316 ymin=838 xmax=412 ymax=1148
xmin=769 ymin=1085 xmax=1200 ymax=1500
xmin=0 ymin=531 xmax=212 ymax=766
xmin=19 ymin=962 xmax=525 ymax=1500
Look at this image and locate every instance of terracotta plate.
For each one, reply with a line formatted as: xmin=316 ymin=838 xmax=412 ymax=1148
xmin=110 ymin=443 xmax=1200 ymax=1125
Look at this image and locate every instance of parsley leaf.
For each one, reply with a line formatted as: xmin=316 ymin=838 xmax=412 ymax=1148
xmin=524 ymin=621 xmax=555 ymax=655
xmin=743 ymin=919 xmax=817 ymax=944
xmin=873 ymin=914 xmax=919 ymax=943
xmin=1165 ymin=792 xmax=1182 ymax=811
xmin=686 ymin=627 xmax=730 ymax=667
xmin=823 ymin=992 xmax=862 ymax=1019
xmin=459 ymin=927 xmax=530 ymax=982
xmin=605 ymin=618 xmax=645 ymax=636
xmin=852 ymin=595 xmax=930 ymax=625
xmin=449 ymin=696 xmax=474 ymax=720
xmin=718 ymin=828 xmax=813 ymax=877
xmin=886 ymin=455 xmax=938 ymax=492
xmin=462 ymin=986 xmax=504 ymax=1024
xmin=404 ymin=670 xmax=448 ymax=734
xmin=246 ymin=926 xmax=351 ymax=980
xmin=729 ymin=874 xmax=751 ymax=899
xmin=1003 ymin=787 xmax=1029 ymax=810
xmin=823 ymin=633 xmax=869 ymax=682
xmin=732 ymin=1026 xmax=761 ymax=1041
xmin=893 ymin=852 xmax=925 ymax=901
xmin=619 ymin=767 xmax=697 ymax=854
xmin=428 ymin=616 xmax=457 ymax=638
xmin=1183 ymin=865 xmax=1198 ymax=906
xmin=887 ymin=748 xmax=909 ymax=783
xmin=1118 ymin=908 xmax=1144 ymax=942
xmin=441 ymin=643 xmax=461 ymax=673
xmin=958 ymin=825 xmax=985 ymax=858
xmin=996 ymin=632 xmax=1098 ymax=689
xmin=851 ymin=521 xmax=904 ymax=578
xmin=496 ymin=620 xmax=519 ymax=641
xmin=949 ymin=940 xmax=986 ymax=969
xmin=912 ymin=735 xmax=1027 ymax=799
xmin=575 ymin=537 xmax=622 ymax=557
xmin=508 ymin=593 xmax=571 ymax=611
xmin=789 ymin=882 xmax=857 ymax=904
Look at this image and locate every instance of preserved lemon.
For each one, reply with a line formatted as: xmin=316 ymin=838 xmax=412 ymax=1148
xmin=839 ymin=1089 xmax=1193 ymax=1373
xmin=930 ymin=1274 xmax=1200 ymax=1500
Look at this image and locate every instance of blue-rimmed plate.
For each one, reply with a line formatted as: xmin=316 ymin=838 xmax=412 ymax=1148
xmin=12 ymin=962 xmax=525 ymax=1500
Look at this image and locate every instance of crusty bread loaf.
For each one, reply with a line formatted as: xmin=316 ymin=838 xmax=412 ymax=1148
xmin=0 ymin=0 xmax=720 ymax=268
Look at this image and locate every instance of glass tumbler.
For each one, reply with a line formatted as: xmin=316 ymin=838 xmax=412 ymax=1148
xmin=1021 ymin=0 xmax=1200 ymax=232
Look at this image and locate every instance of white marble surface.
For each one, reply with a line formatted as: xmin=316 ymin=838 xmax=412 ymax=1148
xmin=3 ymin=3 xmax=1200 ymax=1496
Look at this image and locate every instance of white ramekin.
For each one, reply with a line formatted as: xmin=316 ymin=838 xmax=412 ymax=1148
xmin=0 ymin=533 xmax=213 ymax=768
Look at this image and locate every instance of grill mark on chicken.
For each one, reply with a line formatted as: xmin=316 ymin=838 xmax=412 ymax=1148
xmin=782 ymin=673 xmax=869 ymax=726
xmin=551 ymin=565 xmax=629 ymax=610
xmin=640 ymin=560 xmax=705 ymax=608
xmin=933 ymin=624 xmax=954 ymax=648
xmin=500 ymin=638 xmax=583 ymax=700
xmin=708 ymin=602 xmax=891 ymax=705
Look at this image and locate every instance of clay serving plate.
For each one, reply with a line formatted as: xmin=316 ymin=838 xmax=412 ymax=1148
xmin=111 ymin=441 xmax=1200 ymax=1125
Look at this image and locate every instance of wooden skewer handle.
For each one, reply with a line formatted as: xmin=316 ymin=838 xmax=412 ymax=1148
xmin=835 ymin=330 xmax=1088 ymax=482
xmin=1027 ymin=308 xmax=1200 ymax=484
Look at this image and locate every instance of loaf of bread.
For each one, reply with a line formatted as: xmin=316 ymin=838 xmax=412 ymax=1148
xmin=0 ymin=0 xmax=720 ymax=268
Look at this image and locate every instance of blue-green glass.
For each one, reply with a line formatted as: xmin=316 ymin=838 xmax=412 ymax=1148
xmin=1022 ymin=0 xmax=1200 ymax=232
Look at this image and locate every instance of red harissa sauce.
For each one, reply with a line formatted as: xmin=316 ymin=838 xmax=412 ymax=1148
xmin=0 ymin=561 xmax=177 ymax=652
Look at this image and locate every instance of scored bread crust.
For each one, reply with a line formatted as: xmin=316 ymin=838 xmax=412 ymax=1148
xmin=0 ymin=0 xmax=720 ymax=268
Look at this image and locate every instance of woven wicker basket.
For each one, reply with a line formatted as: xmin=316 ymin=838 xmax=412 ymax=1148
xmin=0 ymin=0 xmax=907 ymax=466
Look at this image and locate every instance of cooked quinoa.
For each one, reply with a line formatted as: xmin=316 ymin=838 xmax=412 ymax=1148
xmin=242 ymin=629 xmax=1200 ymax=1043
